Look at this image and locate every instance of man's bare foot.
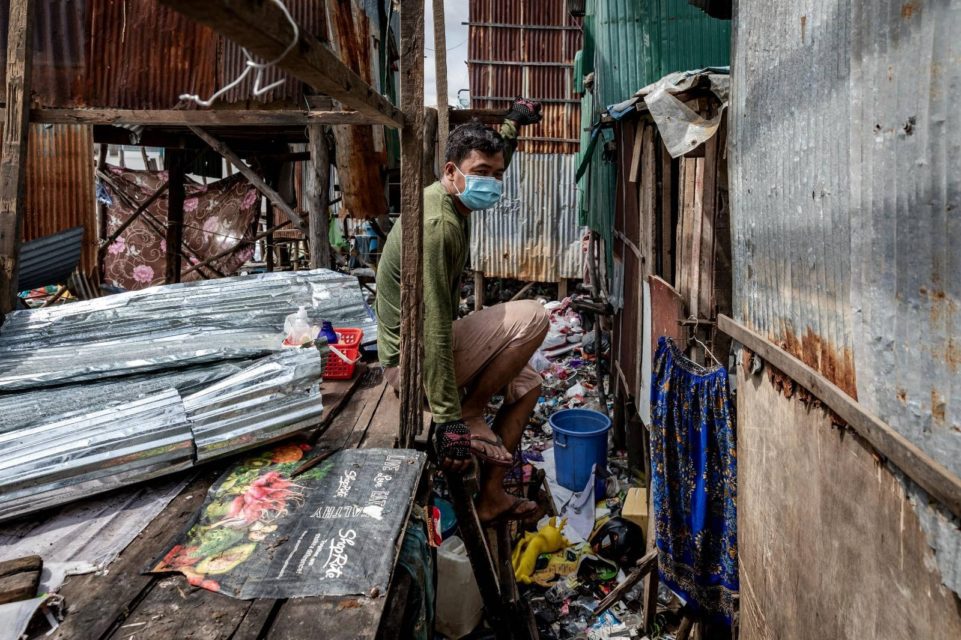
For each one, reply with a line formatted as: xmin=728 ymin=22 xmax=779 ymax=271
xmin=475 ymin=489 xmax=539 ymax=524
xmin=463 ymin=416 xmax=513 ymax=465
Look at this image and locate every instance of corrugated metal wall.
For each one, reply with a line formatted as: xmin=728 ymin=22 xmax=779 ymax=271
xmin=468 ymin=0 xmax=582 ymax=155
xmin=0 ymin=0 xmax=332 ymax=109
xmin=731 ymin=0 xmax=961 ymax=619
xmin=470 ymin=152 xmax=584 ymax=281
xmin=23 ymin=125 xmax=96 ymax=274
xmin=583 ymin=0 xmax=730 ymax=247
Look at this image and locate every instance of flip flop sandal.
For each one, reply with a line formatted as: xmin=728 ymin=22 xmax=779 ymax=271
xmin=481 ymin=496 xmax=540 ymax=525
xmin=469 ymin=433 xmax=514 ymax=467
xmin=432 ymin=422 xmax=472 ymax=465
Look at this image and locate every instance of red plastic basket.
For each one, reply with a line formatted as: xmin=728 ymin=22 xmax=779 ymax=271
xmin=323 ymin=328 xmax=364 ymax=380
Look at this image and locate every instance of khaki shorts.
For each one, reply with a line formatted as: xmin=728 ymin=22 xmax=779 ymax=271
xmin=385 ymin=299 xmax=549 ymax=407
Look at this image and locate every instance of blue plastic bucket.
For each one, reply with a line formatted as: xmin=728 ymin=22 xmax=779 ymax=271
xmin=549 ymin=408 xmax=612 ymax=495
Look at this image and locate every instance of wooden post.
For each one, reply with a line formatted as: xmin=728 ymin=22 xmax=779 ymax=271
xmin=557 ymin=278 xmax=568 ymax=300
xmin=307 ymin=125 xmax=331 ymax=270
xmin=474 ymin=271 xmax=485 ymax=311
xmin=96 ymin=143 xmax=108 ymax=280
xmin=0 ymin=0 xmax=33 ymax=314
xmin=398 ymin=0 xmax=425 ymax=447
xmin=422 ymin=107 xmax=439 ymax=185
xmin=164 ymin=149 xmax=186 ymax=283
xmin=432 ymin=0 xmax=449 ymax=154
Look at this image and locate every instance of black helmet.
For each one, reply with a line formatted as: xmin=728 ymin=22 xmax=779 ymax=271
xmin=589 ymin=517 xmax=645 ymax=568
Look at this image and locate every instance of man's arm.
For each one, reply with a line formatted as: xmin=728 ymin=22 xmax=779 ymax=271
xmin=421 ymin=219 xmax=464 ymax=423
xmin=502 ymin=97 xmax=543 ymax=170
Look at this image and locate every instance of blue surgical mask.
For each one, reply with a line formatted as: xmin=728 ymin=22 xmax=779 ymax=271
xmin=454 ymin=166 xmax=503 ymax=210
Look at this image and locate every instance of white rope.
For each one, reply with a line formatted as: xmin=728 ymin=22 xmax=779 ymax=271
xmin=179 ymin=0 xmax=300 ymax=107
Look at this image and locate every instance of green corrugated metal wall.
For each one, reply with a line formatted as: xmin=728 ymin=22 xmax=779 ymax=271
xmin=579 ymin=0 xmax=730 ymax=253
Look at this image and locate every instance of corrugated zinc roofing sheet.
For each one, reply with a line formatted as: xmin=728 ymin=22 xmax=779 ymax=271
xmin=470 ymin=152 xmax=585 ymax=282
xmin=731 ymin=0 xmax=961 ymax=596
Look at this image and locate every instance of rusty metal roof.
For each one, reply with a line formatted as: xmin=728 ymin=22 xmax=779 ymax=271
xmin=468 ymin=0 xmax=582 ymax=154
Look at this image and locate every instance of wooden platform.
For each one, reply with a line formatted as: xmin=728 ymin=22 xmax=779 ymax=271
xmin=49 ymin=365 xmax=411 ymax=640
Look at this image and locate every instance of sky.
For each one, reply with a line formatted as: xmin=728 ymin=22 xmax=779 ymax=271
xmin=422 ymin=0 xmax=470 ymax=108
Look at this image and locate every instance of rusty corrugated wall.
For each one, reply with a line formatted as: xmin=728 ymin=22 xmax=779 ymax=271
xmin=468 ymin=0 xmax=582 ymax=154
xmin=22 ymin=125 xmax=96 ymax=274
xmin=731 ymin=0 xmax=961 ymax=629
xmin=0 ymin=0 xmax=333 ymax=109
xmin=469 ymin=152 xmax=585 ymax=282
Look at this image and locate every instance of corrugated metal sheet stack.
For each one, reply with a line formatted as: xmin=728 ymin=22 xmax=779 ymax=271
xmin=0 ymin=270 xmax=373 ymax=522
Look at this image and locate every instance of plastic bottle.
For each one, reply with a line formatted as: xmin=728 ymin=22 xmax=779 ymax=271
xmin=283 ymin=306 xmax=315 ymax=346
xmin=435 ymin=536 xmax=483 ymax=638
xmin=320 ymin=320 xmax=338 ymax=345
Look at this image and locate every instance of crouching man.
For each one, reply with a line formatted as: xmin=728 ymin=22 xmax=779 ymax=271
xmin=376 ymin=98 xmax=547 ymax=524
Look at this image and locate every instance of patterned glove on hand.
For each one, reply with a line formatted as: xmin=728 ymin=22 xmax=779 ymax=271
xmin=505 ymin=97 xmax=543 ymax=126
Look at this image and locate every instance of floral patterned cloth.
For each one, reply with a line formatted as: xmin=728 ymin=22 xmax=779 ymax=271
xmin=102 ymin=167 xmax=261 ymax=290
xmin=650 ymin=337 xmax=738 ymax=624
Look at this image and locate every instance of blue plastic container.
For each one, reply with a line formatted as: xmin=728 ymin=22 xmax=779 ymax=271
xmin=550 ymin=408 xmax=613 ymax=495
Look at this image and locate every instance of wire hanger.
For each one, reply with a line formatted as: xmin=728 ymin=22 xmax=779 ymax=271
xmin=179 ymin=0 xmax=300 ymax=107
xmin=685 ymin=315 xmax=722 ymax=368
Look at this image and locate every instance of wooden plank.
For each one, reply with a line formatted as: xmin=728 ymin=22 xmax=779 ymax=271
xmin=398 ymin=0 xmax=426 ymax=448
xmin=0 ymin=0 xmax=32 ymax=314
xmin=0 ymin=570 xmax=40 ymax=605
xmin=593 ymin=549 xmax=657 ymax=616
xmin=433 ymin=0 xmax=450 ymax=153
xmin=449 ymin=108 xmax=503 ymax=126
xmin=474 ymin=271 xmax=485 ymax=310
xmin=188 ymin=126 xmax=307 ymax=233
xmin=106 ymin=574 xmax=252 ymax=640
xmin=423 ymin=106 xmax=439 ymax=184
xmin=164 ymin=149 xmax=186 ymax=284
xmin=361 ymin=387 xmax=401 ymax=449
xmin=269 ymin=595 xmax=384 ymax=638
xmin=25 ymin=108 xmax=380 ymax=126
xmin=688 ymin=158 xmax=705 ymax=318
xmin=156 ymin=0 xmax=402 ymax=128
xmin=718 ymin=314 xmax=961 ymax=520
xmin=648 ymin=276 xmax=686 ymax=352
xmin=226 ymin=600 xmax=280 ymax=640
xmin=628 ymin=123 xmax=644 ymax=184
xmin=52 ymin=471 xmax=220 ymax=640
xmin=697 ymin=135 xmax=718 ymax=319
xmin=306 ymin=124 xmax=331 ymax=269
xmin=658 ymin=144 xmax=674 ymax=283
xmin=640 ymin=482 xmax=660 ymax=632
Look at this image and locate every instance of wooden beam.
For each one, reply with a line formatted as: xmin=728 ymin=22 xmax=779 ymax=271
xmin=22 ymin=108 xmax=380 ymax=126
xmin=187 ymin=125 xmax=307 ymax=233
xmin=422 ymin=107 xmax=439 ymax=184
xmin=398 ymin=0 xmax=426 ymax=447
xmin=718 ymin=314 xmax=961 ymax=520
xmin=0 ymin=0 xmax=32 ymax=314
xmin=306 ymin=125 xmax=331 ymax=269
xmin=592 ymin=549 xmax=657 ymax=617
xmin=156 ymin=0 xmax=403 ymax=128
xmin=164 ymin=150 xmax=186 ymax=283
xmin=432 ymin=0 xmax=450 ymax=153
xmin=449 ymin=108 xmax=504 ymax=126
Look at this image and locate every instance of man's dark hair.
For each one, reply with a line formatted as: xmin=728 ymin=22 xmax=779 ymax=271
xmin=445 ymin=121 xmax=506 ymax=164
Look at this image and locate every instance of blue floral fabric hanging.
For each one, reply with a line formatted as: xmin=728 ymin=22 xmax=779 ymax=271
xmin=650 ymin=337 xmax=738 ymax=624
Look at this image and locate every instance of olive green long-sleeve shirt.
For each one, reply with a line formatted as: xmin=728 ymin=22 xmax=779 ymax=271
xmin=375 ymin=121 xmax=517 ymax=423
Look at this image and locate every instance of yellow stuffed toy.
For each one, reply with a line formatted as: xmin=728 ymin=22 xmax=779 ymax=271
xmin=512 ymin=517 xmax=570 ymax=584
